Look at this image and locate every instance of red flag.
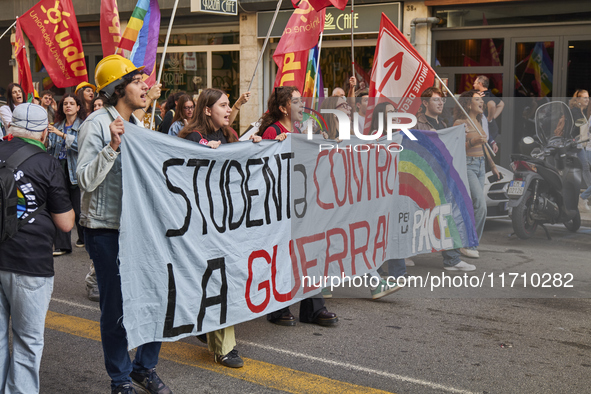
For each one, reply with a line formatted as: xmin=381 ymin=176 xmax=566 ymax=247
xmin=100 ymin=0 xmax=121 ymax=57
xmin=273 ymin=1 xmax=324 ymax=91
xmin=19 ymin=0 xmax=88 ymax=88
xmin=364 ymin=14 xmax=435 ymax=134
xmin=369 ymin=13 xmax=435 ymax=112
xmin=459 ymin=55 xmax=479 ymax=93
xmin=14 ymin=21 xmax=35 ymax=102
xmin=292 ymin=0 xmax=347 ymax=11
xmin=274 ymin=51 xmax=309 ymax=92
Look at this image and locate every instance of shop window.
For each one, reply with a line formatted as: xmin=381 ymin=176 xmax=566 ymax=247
xmin=514 ymin=41 xmax=554 ymax=98
xmin=566 ymin=40 xmax=591 ymax=97
xmin=313 ymin=46 xmax=375 ymax=95
xmin=212 ymin=51 xmax=240 ymax=130
xmin=436 ymin=39 xmax=503 ymax=67
xmin=156 ymin=52 xmax=207 ymax=98
xmin=454 ymin=73 xmax=503 ymax=96
xmin=434 ymin=2 xmax=591 ymax=28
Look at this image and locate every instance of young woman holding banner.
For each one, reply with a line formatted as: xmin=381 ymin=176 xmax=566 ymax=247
xmin=256 ymin=86 xmax=339 ymax=327
xmin=445 ymin=90 xmax=499 ymax=269
xmin=178 ymin=88 xmax=243 ymax=368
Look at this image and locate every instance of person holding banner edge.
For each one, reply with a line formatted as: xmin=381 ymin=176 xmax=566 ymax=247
xmin=445 ymin=90 xmax=500 ymax=267
xmin=257 ymin=86 xmax=339 ymax=326
xmin=178 ymin=88 xmax=249 ymax=368
xmin=77 ymin=55 xmax=172 ymax=394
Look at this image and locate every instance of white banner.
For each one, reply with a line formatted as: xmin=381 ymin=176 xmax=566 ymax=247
xmin=119 ymin=124 xmax=477 ymax=349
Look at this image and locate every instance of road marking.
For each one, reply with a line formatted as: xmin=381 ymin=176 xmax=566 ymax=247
xmin=238 ymin=340 xmax=477 ymax=394
xmin=45 ymin=311 xmax=394 ymax=394
xmin=51 ymin=297 xmax=100 ymax=312
xmin=48 ymin=298 xmax=477 ymax=394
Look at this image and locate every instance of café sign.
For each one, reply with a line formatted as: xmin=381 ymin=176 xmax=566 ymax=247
xmin=257 ymin=3 xmax=401 ymax=38
xmin=191 ymin=0 xmax=237 ymax=15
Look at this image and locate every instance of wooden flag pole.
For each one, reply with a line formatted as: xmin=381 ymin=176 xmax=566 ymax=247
xmin=150 ymin=0 xmax=180 ymax=131
xmin=350 ymin=0 xmax=355 ymax=82
xmin=247 ymin=0 xmax=283 ymax=93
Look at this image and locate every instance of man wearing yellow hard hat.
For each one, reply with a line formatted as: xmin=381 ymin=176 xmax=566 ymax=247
xmin=76 ymin=55 xmax=171 ymax=394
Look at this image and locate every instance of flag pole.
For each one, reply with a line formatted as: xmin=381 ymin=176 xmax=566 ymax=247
xmin=350 ymin=0 xmax=355 ymax=81
xmin=0 ymin=20 xmax=17 ymax=41
xmin=435 ymin=74 xmax=495 ymax=156
xmin=150 ymin=0 xmax=180 ymax=130
xmin=247 ymin=0 xmax=283 ymax=93
xmin=311 ymin=31 xmax=324 ymax=110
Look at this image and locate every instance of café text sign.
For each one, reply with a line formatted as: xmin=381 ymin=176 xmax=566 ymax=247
xmin=191 ymin=0 xmax=237 ymax=15
xmin=257 ymin=3 xmax=401 ymax=38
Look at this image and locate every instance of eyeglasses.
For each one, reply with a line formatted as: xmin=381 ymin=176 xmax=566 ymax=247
xmin=184 ymin=105 xmax=195 ymax=111
xmin=431 ymin=97 xmax=446 ymax=104
xmin=336 ymin=102 xmax=351 ymax=110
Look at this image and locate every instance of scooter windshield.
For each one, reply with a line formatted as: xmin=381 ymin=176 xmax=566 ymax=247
xmin=534 ymin=101 xmax=574 ymax=146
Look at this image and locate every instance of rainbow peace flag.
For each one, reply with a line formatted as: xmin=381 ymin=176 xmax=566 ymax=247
xmin=524 ymin=42 xmax=553 ymax=97
xmin=399 ymin=129 xmax=479 ymax=250
xmin=117 ymin=0 xmax=160 ymax=85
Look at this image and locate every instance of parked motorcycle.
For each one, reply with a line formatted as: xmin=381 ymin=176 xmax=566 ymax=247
xmin=508 ymin=101 xmax=583 ymax=239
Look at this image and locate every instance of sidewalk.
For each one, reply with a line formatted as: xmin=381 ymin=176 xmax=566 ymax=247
xmin=582 ymin=209 xmax=591 ymax=228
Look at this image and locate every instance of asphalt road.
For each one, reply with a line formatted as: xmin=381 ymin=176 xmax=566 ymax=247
xmin=36 ymin=218 xmax=591 ymax=393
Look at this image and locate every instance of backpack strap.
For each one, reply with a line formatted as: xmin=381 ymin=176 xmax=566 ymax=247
xmin=271 ymin=124 xmax=282 ymax=136
xmin=3 ymin=143 xmax=47 ymax=230
xmin=5 ymin=143 xmax=46 ymax=171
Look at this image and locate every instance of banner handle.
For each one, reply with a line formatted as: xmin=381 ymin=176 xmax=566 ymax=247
xmin=0 ymin=19 xmax=17 ymax=42
xmin=247 ymin=0 xmax=283 ymax=93
xmin=435 ymin=74 xmax=495 ymax=157
xmin=150 ymin=0 xmax=180 ymax=131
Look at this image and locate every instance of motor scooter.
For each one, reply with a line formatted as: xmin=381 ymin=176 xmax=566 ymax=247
xmin=508 ymin=101 xmax=583 ymax=239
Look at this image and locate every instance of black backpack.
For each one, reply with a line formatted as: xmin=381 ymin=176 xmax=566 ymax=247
xmin=0 ymin=143 xmax=46 ymax=242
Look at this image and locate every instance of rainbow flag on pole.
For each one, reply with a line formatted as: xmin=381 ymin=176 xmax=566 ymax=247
xmin=117 ymin=0 xmax=160 ymax=85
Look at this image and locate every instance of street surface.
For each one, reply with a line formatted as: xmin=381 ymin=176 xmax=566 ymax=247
xmin=40 ymin=218 xmax=591 ymax=393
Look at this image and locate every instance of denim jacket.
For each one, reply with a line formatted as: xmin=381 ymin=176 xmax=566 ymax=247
xmin=47 ymin=117 xmax=82 ymax=185
xmin=77 ymin=106 xmax=142 ymax=229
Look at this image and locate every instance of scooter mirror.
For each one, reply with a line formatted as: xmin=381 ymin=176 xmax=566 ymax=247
xmin=523 ymin=136 xmax=535 ymax=145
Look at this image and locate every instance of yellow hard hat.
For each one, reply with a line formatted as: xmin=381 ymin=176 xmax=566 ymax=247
xmin=75 ymin=82 xmax=96 ymax=95
xmin=94 ymin=55 xmax=144 ymax=98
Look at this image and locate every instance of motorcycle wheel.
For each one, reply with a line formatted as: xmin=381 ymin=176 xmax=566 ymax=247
xmin=512 ymin=190 xmax=539 ymax=239
xmin=564 ymin=211 xmax=581 ymax=232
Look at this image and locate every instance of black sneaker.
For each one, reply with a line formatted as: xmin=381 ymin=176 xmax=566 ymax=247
xmin=75 ymin=239 xmax=85 ymax=248
xmin=214 ymin=349 xmax=244 ymax=368
xmin=112 ymin=383 xmax=137 ymax=394
xmin=53 ymin=249 xmax=71 ymax=256
xmin=130 ymin=368 xmax=172 ymax=394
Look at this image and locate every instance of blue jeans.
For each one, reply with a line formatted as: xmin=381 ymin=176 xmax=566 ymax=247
xmin=580 ymin=150 xmax=591 ymax=200
xmin=378 ymin=259 xmax=406 ymax=277
xmin=443 ymin=156 xmax=486 ymax=267
xmin=0 ymin=271 xmax=53 ymax=393
xmin=84 ymin=229 xmax=162 ymax=389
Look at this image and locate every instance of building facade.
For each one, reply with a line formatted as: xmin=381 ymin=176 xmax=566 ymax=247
xmin=1 ymin=0 xmax=590 ymax=163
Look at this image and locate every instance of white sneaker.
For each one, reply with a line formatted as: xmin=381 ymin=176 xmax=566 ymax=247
xmin=459 ymin=248 xmax=479 ymax=259
xmin=404 ymin=258 xmax=415 ymax=267
xmin=444 ymin=261 xmax=476 ymax=271
xmin=579 ymin=197 xmax=590 ymax=211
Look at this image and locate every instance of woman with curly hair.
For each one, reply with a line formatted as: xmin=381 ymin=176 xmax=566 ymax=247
xmin=256 ymin=86 xmax=339 ymax=327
